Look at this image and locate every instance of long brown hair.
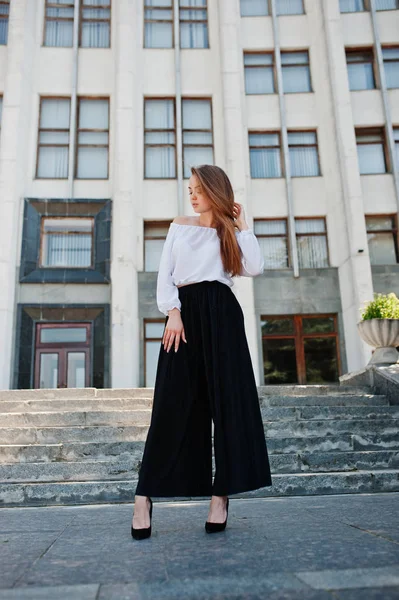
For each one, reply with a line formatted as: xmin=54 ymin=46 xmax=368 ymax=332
xmin=190 ymin=165 xmax=242 ymax=276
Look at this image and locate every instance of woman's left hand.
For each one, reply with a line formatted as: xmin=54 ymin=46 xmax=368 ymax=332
xmin=233 ymin=202 xmax=248 ymax=231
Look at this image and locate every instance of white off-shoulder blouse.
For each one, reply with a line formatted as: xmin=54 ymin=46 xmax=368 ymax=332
xmin=156 ymin=222 xmax=265 ymax=316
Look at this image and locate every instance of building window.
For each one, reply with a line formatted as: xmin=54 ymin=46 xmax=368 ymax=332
xmin=394 ymin=127 xmax=399 ymax=168
xmin=144 ymin=221 xmax=171 ymax=271
xmin=144 ymin=320 xmax=166 ymax=386
xmin=281 ymin=51 xmax=311 ymax=93
xmin=340 ymin=0 xmax=365 ymax=11
xmin=80 ymin=0 xmax=111 ymax=48
xmin=296 ymin=218 xmax=329 ymax=268
xmin=179 ymin=0 xmax=209 ymax=49
xmin=249 ymin=132 xmax=282 ymax=178
xmin=76 ymin=98 xmax=109 ymax=179
xmin=182 ymin=98 xmax=214 ymax=179
xmin=375 ymin=0 xmax=399 ymax=10
xmin=37 ymin=98 xmax=71 ymax=179
xmin=366 ymin=215 xmax=398 ymax=265
xmin=244 ymin=52 xmax=275 ymax=94
xmin=383 ymin=48 xmax=399 ymax=89
xmin=356 ymin=128 xmax=387 ymax=174
xmin=144 ymin=98 xmax=176 ymax=178
xmin=0 ymin=0 xmax=9 ymax=45
xmin=144 ymin=0 xmax=173 ymax=48
xmin=254 ymin=219 xmax=289 ymax=269
xmin=261 ymin=314 xmax=340 ymax=384
xmin=288 ymin=131 xmax=320 ymax=177
xmin=346 ymin=49 xmax=376 ymax=90
xmin=44 ymin=0 xmax=75 ymax=47
xmin=276 ymin=0 xmax=304 ymax=15
xmin=240 ymin=0 xmax=269 ymax=17
xmin=41 ymin=217 xmax=94 ymax=268
xmin=20 ymin=198 xmax=111 ymax=284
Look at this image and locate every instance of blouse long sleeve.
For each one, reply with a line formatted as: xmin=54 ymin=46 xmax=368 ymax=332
xmin=235 ymin=228 xmax=265 ymax=277
xmin=156 ymin=226 xmax=182 ymax=316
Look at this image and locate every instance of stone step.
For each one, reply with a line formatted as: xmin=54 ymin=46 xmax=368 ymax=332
xmin=1 ymin=405 xmax=398 ymax=428
xmin=263 ymin=418 xmax=399 ymax=438
xmin=0 ymin=425 xmax=149 ymax=445
xmin=1 ymin=469 xmax=398 ymax=507
xmin=0 ymin=388 xmax=155 ymax=402
xmin=258 ymin=385 xmax=373 ymax=396
xmin=262 ymin=405 xmax=399 ymax=420
xmin=1 ymin=449 xmax=398 ymax=483
xmin=260 ymin=395 xmax=389 ymax=407
xmin=1 ymin=418 xmax=398 ymax=445
xmin=0 ymin=394 xmax=389 ymax=414
xmin=1 ymin=432 xmax=399 ymax=464
xmin=0 ymin=398 xmax=154 ymax=413
xmin=0 ymin=410 xmax=152 ymax=428
xmin=0 ymin=385 xmax=373 ymax=403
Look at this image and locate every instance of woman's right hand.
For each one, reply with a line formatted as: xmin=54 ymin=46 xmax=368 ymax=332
xmin=163 ymin=308 xmax=187 ymax=353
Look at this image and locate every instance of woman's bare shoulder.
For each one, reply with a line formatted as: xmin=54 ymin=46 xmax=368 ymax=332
xmin=172 ymin=216 xmax=199 ymax=225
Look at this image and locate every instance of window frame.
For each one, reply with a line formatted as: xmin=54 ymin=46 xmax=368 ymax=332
xmin=355 ymin=126 xmax=389 ymax=175
xmin=276 ymin=0 xmax=305 ymax=16
xmin=243 ymin=51 xmax=276 ymax=95
xmin=375 ymin=0 xmax=399 ymax=10
xmin=143 ymin=220 xmax=172 ymax=272
xmin=179 ymin=0 xmax=209 ymax=49
xmin=20 ymin=198 xmax=112 ymax=284
xmin=143 ymin=0 xmax=174 ymax=49
xmin=182 ymin=96 xmax=214 ymax=179
xmin=144 ymin=96 xmax=177 ymax=180
xmin=345 ymin=47 xmax=377 ymax=90
xmin=0 ymin=0 xmax=10 ymax=45
xmin=249 ymin=130 xmax=283 ymax=179
xmin=36 ymin=95 xmax=71 ymax=180
xmin=254 ymin=218 xmax=290 ymax=269
xmin=240 ymin=0 xmax=306 ymax=16
xmin=75 ymin=96 xmax=110 ymax=180
xmin=43 ymin=0 xmax=75 ymax=48
xmin=281 ymin=49 xmax=313 ymax=94
xmin=287 ymin=129 xmax=321 ymax=177
xmin=261 ymin=313 xmax=341 ymax=385
xmin=295 ymin=216 xmax=330 ymax=268
xmin=39 ymin=216 xmax=95 ymax=269
xmin=79 ymin=0 xmax=112 ymax=48
xmin=339 ymin=0 xmax=367 ymax=12
xmin=382 ymin=45 xmax=399 ymax=89
xmin=339 ymin=0 xmax=399 ymax=11
xmin=365 ymin=213 xmax=399 ymax=264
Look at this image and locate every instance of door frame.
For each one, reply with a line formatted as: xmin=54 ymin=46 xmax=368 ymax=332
xmin=34 ymin=322 xmax=91 ymax=388
xmin=261 ymin=313 xmax=341 ymax=384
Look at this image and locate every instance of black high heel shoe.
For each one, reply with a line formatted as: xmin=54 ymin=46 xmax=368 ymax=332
xmin=131 ymin=497 xmax=153 ymax=540
xmin=205 ymin=497 xmax=229 ymax=533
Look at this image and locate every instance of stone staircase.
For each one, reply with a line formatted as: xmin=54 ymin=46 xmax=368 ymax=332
xmin=0 ymin=385 xmax=398 ymax=507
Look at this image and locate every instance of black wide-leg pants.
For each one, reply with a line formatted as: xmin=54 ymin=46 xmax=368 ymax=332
xmin=135 ymin=280 xmax=272 ymax=498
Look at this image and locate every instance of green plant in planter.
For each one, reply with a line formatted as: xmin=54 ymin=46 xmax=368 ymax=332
xmin=358 ymin=292 xmax=399 ymax=365
xmin=360 ymin=292 xmax=399 ymax=321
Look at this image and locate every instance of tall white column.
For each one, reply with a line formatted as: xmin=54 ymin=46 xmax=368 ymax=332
xmin=217 ymin=0 xmax=263 ymax=385
xmin=0 ymin=0 xmax=36 ymax=389
xmin=320 ymin=0 xmax=374 ymax=371
xmin=110 ymin=0 xmax=141 ymax=387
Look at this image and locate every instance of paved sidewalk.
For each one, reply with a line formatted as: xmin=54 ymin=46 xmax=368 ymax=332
xmin=0 ymin=493 xmax=398 ymax=599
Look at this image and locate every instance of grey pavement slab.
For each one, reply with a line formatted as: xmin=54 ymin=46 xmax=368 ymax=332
xmin=0 ymin=493 xmax=398 ymax=599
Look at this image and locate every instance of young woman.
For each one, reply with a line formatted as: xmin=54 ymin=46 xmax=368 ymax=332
xmin=131 ymin=164 xmax=272 ymax=539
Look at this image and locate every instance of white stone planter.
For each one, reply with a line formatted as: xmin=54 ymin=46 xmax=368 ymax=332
xmin=357 ymin=319 xmax=399 ymax=365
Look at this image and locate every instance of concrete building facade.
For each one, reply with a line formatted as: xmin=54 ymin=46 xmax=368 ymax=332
xmin=0 ymin=0 xmax=398 ymax=391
